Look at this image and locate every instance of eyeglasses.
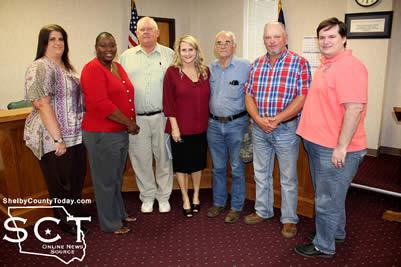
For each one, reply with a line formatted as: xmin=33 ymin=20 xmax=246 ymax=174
xmin=216 ymin=41 xmax=233 ymax=48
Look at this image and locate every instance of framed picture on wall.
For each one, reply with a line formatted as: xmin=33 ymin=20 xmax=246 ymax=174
xmin=345 ymin=11 xmax=393 ymax=39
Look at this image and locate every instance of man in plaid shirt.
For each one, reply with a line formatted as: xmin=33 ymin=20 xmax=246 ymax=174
xmin=244 ymin=22 xmax=311 ymax=239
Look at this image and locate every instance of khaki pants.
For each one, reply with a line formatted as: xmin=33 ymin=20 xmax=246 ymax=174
xmin=128 ymin=113 xmax=173 ymax=203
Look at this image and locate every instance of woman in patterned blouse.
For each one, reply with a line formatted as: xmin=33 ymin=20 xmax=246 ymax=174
xmin=23 ymin=24 xmax=87 ymax=236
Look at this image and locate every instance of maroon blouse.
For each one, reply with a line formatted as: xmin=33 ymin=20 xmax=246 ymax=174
xmin=163 ymin=66 xmax=210 ymax=135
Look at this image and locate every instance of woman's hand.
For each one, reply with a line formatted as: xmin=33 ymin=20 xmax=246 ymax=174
xmin=127 ymin=120 xmax=140 ymax=135
xmin=34 ymin=96 xmax=66 ymax=157
xmin=171 ymin=127 xmax=181 ymax=142
xmin=54 ymin=141 xmax=67 ymax=156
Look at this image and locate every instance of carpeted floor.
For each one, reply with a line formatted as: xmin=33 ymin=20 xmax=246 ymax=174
xmin=1 ymin=156 xmax=401 ymax=266
xmin=353 ymin=154 xmax=401 ymax=193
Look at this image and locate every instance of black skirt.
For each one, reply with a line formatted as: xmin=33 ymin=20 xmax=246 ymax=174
xmin=170 ymin=132 xmax=207 ymax=174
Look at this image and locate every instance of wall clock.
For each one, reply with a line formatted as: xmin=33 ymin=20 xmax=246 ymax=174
xmin=355 ymin=0 xmax=379 ymax=7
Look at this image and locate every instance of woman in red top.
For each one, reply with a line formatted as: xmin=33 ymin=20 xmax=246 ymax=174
xmin=163 ymin=35 xmax=210 ymax=218
xmin=81 ymin=32 xmax=139 ymax=234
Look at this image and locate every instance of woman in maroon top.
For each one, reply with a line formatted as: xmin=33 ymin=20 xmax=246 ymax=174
xmin=81 ymin=32 xmax=139 ymax=234
xmin=163 ymin=35 xmax=210 ymax=218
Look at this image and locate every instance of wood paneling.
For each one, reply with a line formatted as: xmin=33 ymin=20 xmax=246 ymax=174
xmin=0 ymin=108 xmax=314 ymax=227
xmin=0 ymin=108 xmax=94 ymax=225
xmin=122 ymin=142 xmax=315 ymax=218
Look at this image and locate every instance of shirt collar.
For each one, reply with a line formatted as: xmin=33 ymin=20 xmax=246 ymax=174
xmin=321 ymin=49 xmax=351 ymax=64
xmin=265 ymin=48 xmax=288 ymax=63
xmin=136 ymin=43 xmax=161 ymax=55
xmin=214 ymin=56 xmax=236 ymax=70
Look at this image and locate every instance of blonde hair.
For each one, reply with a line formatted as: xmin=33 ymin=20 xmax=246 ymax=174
xmin=173 ymin=35 xmax=208 ymax=80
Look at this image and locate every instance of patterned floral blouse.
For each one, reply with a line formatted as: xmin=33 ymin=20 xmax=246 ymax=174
xmin=23 ymin=57 xmax=84 ymax=159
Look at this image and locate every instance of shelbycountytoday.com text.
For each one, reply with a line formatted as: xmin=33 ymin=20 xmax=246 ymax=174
xmin=2 ymin=197 xmax=92 ymax=206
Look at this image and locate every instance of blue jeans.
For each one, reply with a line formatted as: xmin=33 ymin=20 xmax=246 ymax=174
xmin=304 ymin=139 xmax=366 ymax=254
xmin=207 ymin=116 xmax=248 ymax=211
xmin=252 ymin=119 xmax=300 ymax=224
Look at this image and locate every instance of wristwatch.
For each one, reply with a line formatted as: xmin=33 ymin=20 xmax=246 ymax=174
xmin=54 ymin=137 xmax=64 ymax=144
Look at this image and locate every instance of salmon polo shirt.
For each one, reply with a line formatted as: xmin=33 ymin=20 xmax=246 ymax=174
xmin=297 ymin=50 xmax=368 ymax=151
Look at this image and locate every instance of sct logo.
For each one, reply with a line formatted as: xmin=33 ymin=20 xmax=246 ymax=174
xmin=2 ymin=206 xmax=91 ymax=264
xmin=3 ymin=216 xmax=89 ymax=243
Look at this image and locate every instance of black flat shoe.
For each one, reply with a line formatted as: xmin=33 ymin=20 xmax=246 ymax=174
xmin=191 ymin=203 xmax=201 ymax=213
xmin=183 ymin=208 xmax=193 ymax=218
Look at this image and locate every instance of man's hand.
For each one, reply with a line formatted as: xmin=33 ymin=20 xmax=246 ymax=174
xmin=331 ymin=102 xmax=365 ymax=169
xmin=266 ymin=116 xmax=281 ymax=132
xmin=332 ymin=145 xmax=347 ymax=168
xmin=255 ymin=116 xmax=281 ymax=133
xmin=255 ymin=117 xmax=271 ymax=132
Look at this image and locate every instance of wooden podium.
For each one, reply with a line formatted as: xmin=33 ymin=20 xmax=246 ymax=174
xmin=382 ymin=107 xmax=401 ymax=223
xmin=0 ymin=108 xmax=94 ymax=225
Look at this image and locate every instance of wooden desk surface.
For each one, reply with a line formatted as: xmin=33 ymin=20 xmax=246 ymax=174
xmin=0 ymin=107 xmax=32 ymax=123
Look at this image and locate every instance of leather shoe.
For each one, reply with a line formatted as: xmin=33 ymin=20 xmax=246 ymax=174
xmin=294 ymin=243 xmax=334 ymax=258
xmin=281 ymin=223 xmax=297 ymax=238
xmin=207 ymin=205 xmax=224 ymax=218
xmin=244 ymin=212 xmax=268 ymax=225
xmin=224 ymin=209 xmax=240 ymax=224
xmin=308 ymin=232 xmax=345 ymax=243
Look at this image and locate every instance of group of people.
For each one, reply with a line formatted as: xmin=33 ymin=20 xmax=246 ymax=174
xmin=23 ymin=15 xmax=368 ymax=258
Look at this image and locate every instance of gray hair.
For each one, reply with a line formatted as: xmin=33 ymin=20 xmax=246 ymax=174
xmin=137 ymin=16 xmax=159 ymax=31
xmin=263 ymin=22 xmax=286 ymax=34
xmin=215 ymin=30 xmax=237 ymax=45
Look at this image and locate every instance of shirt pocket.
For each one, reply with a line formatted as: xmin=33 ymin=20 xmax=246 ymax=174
xmin=227 ymin=82 xmax=244 ymax=99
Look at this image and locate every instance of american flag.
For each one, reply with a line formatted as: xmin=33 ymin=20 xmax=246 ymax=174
xmin=128 ymin=0 xmax=139 ymax=48
xmin=278 ymin=0 xmax=287 ymax=48
xmin=278 ymin=0 xmax=285 ymax=26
